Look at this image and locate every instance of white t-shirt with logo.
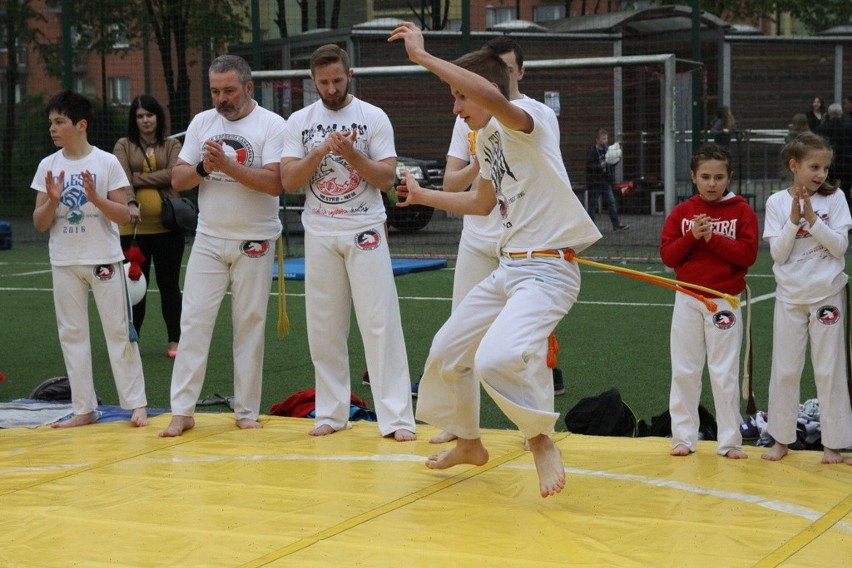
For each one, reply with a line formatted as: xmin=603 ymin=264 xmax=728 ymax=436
xmin=281 ymin=97 xmax=396 ymax=236
xmin=31 ymin=147 xmax=128 ymax=266
xmin=476 ymin=97 xmax=601 ymax=253
xmin=179 ymin=104 xmax=286 ymax=241
xmin=763 ymin=188 xmax=851 ymax=303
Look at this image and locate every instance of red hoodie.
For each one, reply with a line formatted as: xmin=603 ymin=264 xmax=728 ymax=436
xmin=660 ymin=193 xmax=759 ymax=296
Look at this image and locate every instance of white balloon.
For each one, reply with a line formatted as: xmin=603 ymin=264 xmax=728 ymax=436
xmin=123 ymin=263 xmax=147 ymax=306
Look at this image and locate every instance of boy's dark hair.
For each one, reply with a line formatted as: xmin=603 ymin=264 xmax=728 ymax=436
xmin=780 ymin=131 xmax=838 ymax=195
xmin=482 ymin=36 xmax=524 ymax=69
xmin=310 ymin=44 xmax=350 ymax=75
xmin=127 ymin=94 xmax=167 ymax=146
xmin=453 ymin=49 xmax=510 ymax=100
xmin=46 ymin=90 xmax=93 ymax=128
xmin=690 ymin=143 xmax=733 ymax=176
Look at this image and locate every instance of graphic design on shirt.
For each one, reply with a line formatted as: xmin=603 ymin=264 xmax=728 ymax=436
xmin=816 ymin=305 xmax=840 ymax=325
xmin=481 ymin=130 xmax=518 ymax=228
xmin=712 ymin=310 xmax=736 ymax=330
xmin=680 ymin=216 xmax=738 ymax=240
xmin=59 ymin=173 xmax=94 ymax=225
xmin=240 ymin=240 xmax=269 ymax=258
xmin=304 ymin=122 xmax=368 ymax=206
xmin=355 ymin=229 xmax=381 ymax=251
xmin=207 ymin=134 xmax=255 ymax=179
xmin=795 ymin=210 xmax=830 ymax=239
xmin=94 ymin=264 xmax=116 ymax=281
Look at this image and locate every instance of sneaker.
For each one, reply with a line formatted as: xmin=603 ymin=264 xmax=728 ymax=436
xmin=411 ymin=379 xmax=420 ymax=398
xmin=552 ymin=367 xmax=565 ymax=396
xmin=361 ymin=370 xmax=370 ymax=386
xmin=614 ymin=224 xmax=630 ymax=232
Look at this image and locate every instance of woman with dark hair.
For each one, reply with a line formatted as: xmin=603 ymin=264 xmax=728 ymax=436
xmin=806 ymin=96 xmax=826 ymax=131
xmin=114 ymin=95 xmax=184 ymax=358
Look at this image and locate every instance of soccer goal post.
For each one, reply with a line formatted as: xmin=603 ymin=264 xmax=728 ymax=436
xmin=255 ymin=53 xmax=684 ymax=261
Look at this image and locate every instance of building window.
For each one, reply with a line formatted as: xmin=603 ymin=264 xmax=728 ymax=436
xmin=486 ymin=7 xmax=515 ymax=29
xmin=109 ymin=77 xmax=131 ymax=105
xmin=75 ymin=78 xmax=95 ymax=98
xmin=534 ymin=5 xmax=566 ymax=22
xmin=0 ymin=82 xmax=23 ymax=104
xmin=110 ymin=24 xmax=129 ymax=49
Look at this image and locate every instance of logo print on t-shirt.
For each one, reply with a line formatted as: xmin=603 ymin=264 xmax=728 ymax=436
xmin=712 ymin=310 xmax=736 ymax=330
xmin=60 ymin=185 xmax=88 ymax=225
xmin=211 ymin=134 xmax=254 ymax=167
xmin=94 ymin=264 xmax=115 ymax=281
xmin=355 ymin=229 xmax=380 ymax=250
xmin=240 ymin=240 xmax=269 ymax=258
xmin=816 ymin=305 xmax=840 ymax=325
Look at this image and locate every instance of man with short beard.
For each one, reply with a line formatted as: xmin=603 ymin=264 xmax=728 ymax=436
xmin=280 ymin=44 xmax=416 ymax=442
xmin=160 ymin=54 xmax=286 ymax=437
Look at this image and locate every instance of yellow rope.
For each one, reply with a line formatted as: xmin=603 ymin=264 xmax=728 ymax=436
xmin=276 ymin=235 xmax=290 ymax=338
xmin=572 ymin=255 xmax=740 ymax=310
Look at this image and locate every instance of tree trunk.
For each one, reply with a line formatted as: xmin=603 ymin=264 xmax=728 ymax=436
xmin=316 ymin=0 xmax=325 ymax=28
xmin=1 ymin=8 xmax=18 ymax=195
xmin=330 ymin=0 xmax=340 ymax=29
xmin=172 ymin=2 xmax=192 ymax=132
xmin=276 ymin=0 xmax=289 ymax=37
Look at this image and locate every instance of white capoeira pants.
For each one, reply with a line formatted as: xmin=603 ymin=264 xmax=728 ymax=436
xmin=767 ymin=290 xmax=852 ymax=450
xmin=169 ymin=233 xmax=274 ymax=421
xmin=416 ymin=256 xmax=579 ymax=440
xmin=669 ymin=292 xmax=743 ymax=455
xmin=51 ymin=263 xmax=146 ymax=416
xmin=305 ymin=229 xmax=416 ymax=436
xmin=451 ymin=229 xmax=499 ymax=311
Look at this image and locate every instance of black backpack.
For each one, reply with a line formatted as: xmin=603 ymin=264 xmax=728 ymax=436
xmin=29 ymin=376 xmax=101 ymax=405
xmin=564 ymin=388 xmax=637 ymax=437
xmin=638 ymin=406 xmax=718 ymax=441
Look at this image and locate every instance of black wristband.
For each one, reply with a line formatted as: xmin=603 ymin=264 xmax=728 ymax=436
xmin=196 ymin=162 xmax=209 ymax=178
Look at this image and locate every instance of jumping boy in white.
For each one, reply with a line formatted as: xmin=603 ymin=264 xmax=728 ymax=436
xmin=32 ymin=90 xmax=148 ymax=428
xmin=389 ymin=23 xmax=602 ymax=497
xmin=280 ymin=44 xmax=416 ymax=441
xmin=159 ymin=55 xmax=286 ymax=437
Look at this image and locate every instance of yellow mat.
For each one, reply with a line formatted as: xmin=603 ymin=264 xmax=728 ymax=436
xmin=1 ymin=414 xmax=849 ymax=567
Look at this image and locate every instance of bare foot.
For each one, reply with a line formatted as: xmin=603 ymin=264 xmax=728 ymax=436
xmin=523 ymin=438 xmax=531 ymax=451
xmin=761 ymin=442 xmax=788 ymax=461
xmin=724 ymin=448 xmax=748 ymax=459
xmin=429 ymin=430 xmax=458 ymax=444
xmin=425 ymin=438 xmax=489 ymax=470
xmin=527 ymin=434 xmax=566 ymax=498
xmin=51 ymin=411 xmax=97 ymax=428
xmin=821 ymin=447 xmax=844 ymax=464
xmin=671 ymin=444 xmax=692 ymax=456
xmin=130 ymin=407 xmax=148 ymax=427
xmin=159 ymin=415 xmax=195 ymax=437
xmin=392 ymin=428 xmax=416 ymax=441
xmin=236 ymin=418 xmax=262 ymax=430
xmin=309 ymin=424 xmax=337 ymax=436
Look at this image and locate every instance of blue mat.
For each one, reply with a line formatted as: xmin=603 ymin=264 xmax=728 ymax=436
xmin=273 ymin=257 xmax=447 ymax=281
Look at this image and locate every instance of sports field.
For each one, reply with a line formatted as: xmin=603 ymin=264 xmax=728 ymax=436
xmin=0 ymin=237 xmax=822 ymax=433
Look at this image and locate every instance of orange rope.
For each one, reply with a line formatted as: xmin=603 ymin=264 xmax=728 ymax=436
xmin=557 ymin=249 xmax=720 ymax=312
xmin=562 ymin=249 xmax=737 ymax=310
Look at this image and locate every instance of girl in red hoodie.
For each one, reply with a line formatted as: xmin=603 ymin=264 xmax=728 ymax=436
xmin=660 ymin=143 xmax=759 ymax=458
